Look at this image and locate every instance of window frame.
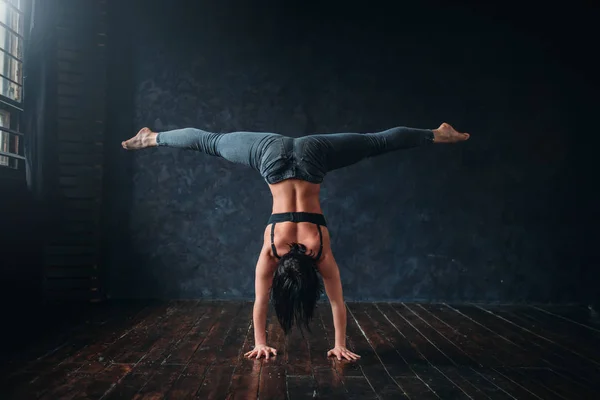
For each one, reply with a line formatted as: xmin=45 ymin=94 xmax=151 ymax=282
xmin=0 ymin=0 xmax=28 ymax=178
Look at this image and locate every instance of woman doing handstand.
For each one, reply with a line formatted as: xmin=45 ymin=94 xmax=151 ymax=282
xmin=122 ymin=122 xmax=470 ymax=361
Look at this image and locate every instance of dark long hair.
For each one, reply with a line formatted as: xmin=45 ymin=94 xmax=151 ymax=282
xmin=270 ymin=242 xmax=324 ymax=335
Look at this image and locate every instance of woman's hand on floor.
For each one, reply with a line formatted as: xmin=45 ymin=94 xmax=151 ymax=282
xmin=327 ymin=346 xmax=361 ymax=361
xmin=245 ymin=344 xmax=277 ymax=359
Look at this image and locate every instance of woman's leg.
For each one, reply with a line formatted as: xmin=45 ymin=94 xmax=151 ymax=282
xmin=123 ymin=127 xmax=283 ymax=172
xmin=299 ymin=126 xmax=434 ymax=172
xmin=299 ymin=123 xmax=469 ymax=173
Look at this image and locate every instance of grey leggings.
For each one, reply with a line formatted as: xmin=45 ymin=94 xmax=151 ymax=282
xmin=156 ymin=126 xmax=435 ymax=184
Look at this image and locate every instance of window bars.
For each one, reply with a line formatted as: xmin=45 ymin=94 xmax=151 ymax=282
xmin=0 ymin=0 xmax=25 ymax=169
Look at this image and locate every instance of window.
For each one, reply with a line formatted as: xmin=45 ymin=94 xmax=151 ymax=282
xmin=0 ymin=0 xmax=25 ymax=170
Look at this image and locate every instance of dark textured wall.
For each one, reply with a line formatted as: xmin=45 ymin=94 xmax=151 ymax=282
xmin=103 ymin=0 xmax=596 ymax=303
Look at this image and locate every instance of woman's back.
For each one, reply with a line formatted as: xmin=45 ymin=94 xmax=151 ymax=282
xmin=268 ymin=178 xmax=322 ymax=214
xmin=266 ymin=179 xmax=330 ymax=259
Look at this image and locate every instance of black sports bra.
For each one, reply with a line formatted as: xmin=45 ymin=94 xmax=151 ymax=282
xmin=267 ymin=212 xmax=328 ymax=260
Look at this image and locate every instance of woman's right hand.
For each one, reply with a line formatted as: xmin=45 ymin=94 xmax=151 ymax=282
xmin=244 ymin=344 xmax=277 ymax=359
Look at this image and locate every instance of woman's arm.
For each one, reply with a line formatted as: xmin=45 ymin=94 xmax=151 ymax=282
xmin=317 ymin=251 xmax=361 ymax=361
xmin=245 ymin=247 xmax=278 ymax=359
xmin=253 ymin=251 xmax=274 ymax=345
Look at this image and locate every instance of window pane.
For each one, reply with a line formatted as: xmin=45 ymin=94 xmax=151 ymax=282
xmin=0 ymin=74 xmax=21 ymax=101
xmin=0 ymin=132 xmax=20 ymax=168
xmin=0 ymin=2 xmax=23 ymax=35
xmin=0 ymin=24 xmax=22 ymax=59
xmin=0 ymin=108 xmax=11 ymax=167
xmin=0 ymin=122 xmax=20 ymax=168
xmin=7 ymin=0 xmax=23 ymax=11
xmin=0 ymin=49 xmax=22 ymax=84
xmin=0 ymin=132 xmax=8 ymax=166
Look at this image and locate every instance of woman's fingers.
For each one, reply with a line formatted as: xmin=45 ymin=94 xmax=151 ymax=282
xmin=263 ymin=347 xmax=277 ymax=359
xmin=245 ymin=347 xmax=277 ymax=359
xmin=327 ymin=349 xmax=342 ymax=360
xmin=327 ymin=348 xmax=361 ymax=361
xmin=252 ymin=346 xmax=358 ymax=361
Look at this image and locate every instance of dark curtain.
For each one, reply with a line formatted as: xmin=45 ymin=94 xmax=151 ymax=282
xmin=24 ymin=0 xmax=57 ymax=201
xmin=20 ymin=0 xmax=58 ymax=309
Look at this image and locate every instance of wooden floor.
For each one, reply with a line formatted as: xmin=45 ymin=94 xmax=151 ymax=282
xmin=1 ymin=301 xmax=600 ymax=399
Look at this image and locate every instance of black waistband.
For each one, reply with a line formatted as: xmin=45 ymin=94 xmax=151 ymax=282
xmin=267 ymin=212 xmax=327 ymax=226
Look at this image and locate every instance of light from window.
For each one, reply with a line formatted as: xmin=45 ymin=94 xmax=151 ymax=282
xmin=0 ymin=0 xmax=25 ymax=170
xmin=0 ymin=108 xmax=11 ymax=166
xmin=0 ymin=1 xmax=23 ymax=102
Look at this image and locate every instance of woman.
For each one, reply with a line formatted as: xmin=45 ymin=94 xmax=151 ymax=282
xmin=122 ymin=122 xmax=470 ymax=361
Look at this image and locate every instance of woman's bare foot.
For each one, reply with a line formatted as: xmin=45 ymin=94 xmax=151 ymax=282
xmin=121 ymin=127 xmax=158 ymax=150
xmin=432 ymin=123 xmax=470 ymax=143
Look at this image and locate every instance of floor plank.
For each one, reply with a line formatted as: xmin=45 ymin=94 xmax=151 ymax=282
xmin=101 ymin=367 xmax=155 ymax=400
xmin=314 ymin=367 xmax=348 ymax=399
xmin=493 ymin=367 xmax=565 ymax=400
xmin=37 ymin=364 xmax=131 ymax=400
xmin=227 ymin=308 xmax=262 ymax=399
xmin=308 ymin=305 xmax=334 ymax=370
xmin=195 ymin=365 xmax=237 ymax=400
xmin=412 ymin=303 xmax=505 ymax=367
xmin=257 ymin=309 xmax=287 ymax=400
xmin=487 ymin=306 xmax=600 ymax=388
xmin=533 ymin=305 xmax=600 ymax=330
xmin=412 ymin=303 xmax=568 ymax=399
xmin=165 ymin=364 xmax=209 ymax=400
xmin=97 ymin=301 xmax=174 ymax=365
xmin=350 ymin=303 xmax=428 ymax=399
xmin=284 ymin=313 xmax=312 ymax=376
xmin=130 ymin=364 xmax=184 ymax=400
xmin=440 ymin=367 xmax=511 ymax=400
xmin=448 ymin=304 xmax=600 ymax=391
xmin=352 ymin=304 xmax=440 ymax=399
xmin=189 ymin=302 xmax=244 ymax=365
xmin=526 ymin=367 xmax=599 ymax=399
xmin=69 ymin=303 xmax=159 ymax=373
xmin=137 ymin=301 xmax=204 ymax=366
xmin=214 ymin=302 xmax=254 ymax=367
xmin=71 ymin=363 xmax=133 ymax=400
xmin=2 ymin=300 xmax=600 ymax=400
xmin=163 ymin=302 xmax=225 ymax=365
xmin=419 ymin=303 xmax=534 ymax=368
xmin=118 ymin=301 xmax=200 ymax=365
xmin=316 ymin=305 xmax=375 ymax=399
xmin=259 ymin=365 xmax=287 ymax=400
xmin=345 ymin=303 xmax=410 ymax=400
xmin=316 ymin=304 xmax=362 ymax=379
xmin=3 ymin=362 xmax=84 ymax=400
xmin=376 ymin=303 xmax=473 ymax=399
xmin=4 ymin=302 xmax=147 ymax=376
xmin=497 ymin=306 xmax=600 ymax=362
xmin=286 ymin=375 xmax=317 ymax=399
xmin=392 ymin=303 xmax=479 ymax=368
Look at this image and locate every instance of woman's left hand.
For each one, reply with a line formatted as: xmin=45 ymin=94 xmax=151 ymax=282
xmin=327 ymin=346 xmax=361 ymax=361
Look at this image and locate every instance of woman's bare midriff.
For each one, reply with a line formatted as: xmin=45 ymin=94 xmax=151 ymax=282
xmin=269 ymin=179 xmax=322 ymax=214
xmin=264 ymin=179 xmax=331 ymax=259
